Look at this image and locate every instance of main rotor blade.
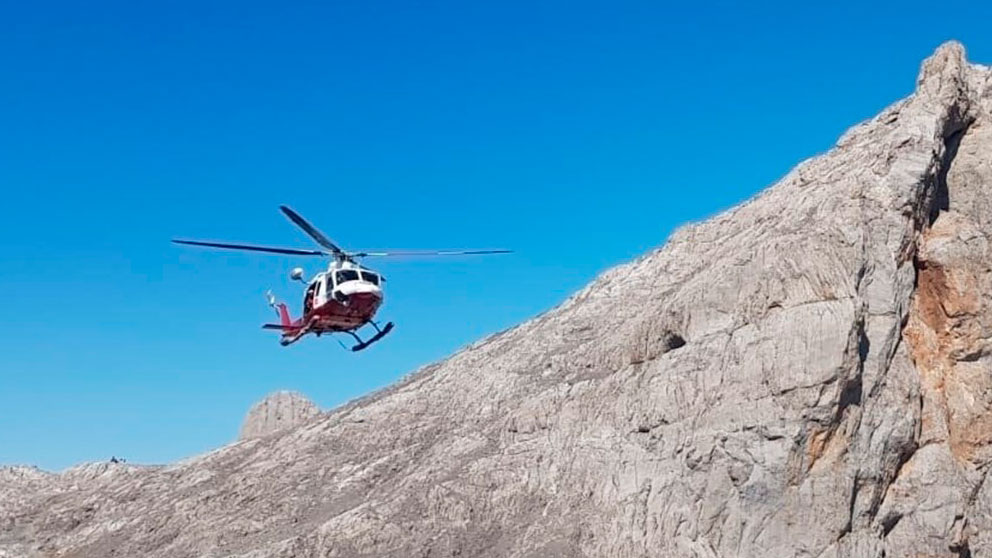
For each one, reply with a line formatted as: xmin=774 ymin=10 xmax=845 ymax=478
xmin=172 ymin=239 xmax=327 ymax=256
xmin=279 ymin=205 xmax=344 ymax=256
xmin=350 ymin=249 xmax=513 ymax=258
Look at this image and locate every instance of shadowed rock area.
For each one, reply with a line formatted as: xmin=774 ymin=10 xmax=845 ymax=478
xmin=4 ymin=41 xmax=992 ymax=558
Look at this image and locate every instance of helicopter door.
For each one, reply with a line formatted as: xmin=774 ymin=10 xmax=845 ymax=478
xmin=317 ymin=275 xmax=329 ymax=306
xmin=303 ymin=281 xmax=316 ymax=314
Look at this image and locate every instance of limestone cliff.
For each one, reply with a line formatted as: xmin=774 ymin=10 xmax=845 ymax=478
xmin=3 ymin=42 xmax=992 ymax=558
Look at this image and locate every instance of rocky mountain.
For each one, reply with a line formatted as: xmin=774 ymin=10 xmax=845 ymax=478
xmin=239 ymin=391 xmax=321 ymax=441
xmin=3 ymin=41 xmax=992 ymax=558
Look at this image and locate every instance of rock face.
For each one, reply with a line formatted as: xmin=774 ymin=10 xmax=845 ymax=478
xmin=4 ymin=42 xmax=992 ymax=558
xmin=238 ymin=391 xmax=321 ymax=441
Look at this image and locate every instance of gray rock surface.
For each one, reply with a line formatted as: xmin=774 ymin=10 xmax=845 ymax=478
xmin=3 ymin=41 xmax=992 ymax=558
xmin=239 ymin=391 xmax=321 ymax=441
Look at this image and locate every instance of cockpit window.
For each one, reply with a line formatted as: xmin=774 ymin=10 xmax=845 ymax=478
xmin=335 ymin=270 xmax=360 ymax=284
xmin=361 ymin=271 xmax=380 ymax=285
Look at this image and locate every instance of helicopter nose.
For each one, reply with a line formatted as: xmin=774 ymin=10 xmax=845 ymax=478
xmin=338 ymin=281 xmax=383 ymax=300
xmin=355 ymin=283 xmax=382 ymax=297
xmin=351 ymin=289 xmax=381 ymax=301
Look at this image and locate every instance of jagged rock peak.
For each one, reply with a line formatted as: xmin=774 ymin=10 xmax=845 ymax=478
xmin=238 ymin=390 xmax=320 ymax=440
xmin=918 ymin=40 xmax=966 ymax=85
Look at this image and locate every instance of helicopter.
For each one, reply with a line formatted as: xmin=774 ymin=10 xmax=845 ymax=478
xmin=173 ymin=206 xmax=511 ymax=350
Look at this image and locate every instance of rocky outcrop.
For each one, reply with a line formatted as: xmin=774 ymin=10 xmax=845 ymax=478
xmin=893 ymin=71 xmax=992 ymax=557
xmin=3 ymin=42 xmax=992 ymax=558
xmin=238 ymin=391 xmax=321 ymax=441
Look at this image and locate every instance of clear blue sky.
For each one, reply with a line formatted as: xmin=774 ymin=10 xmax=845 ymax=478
xmin=2 ymin=1 xmax=990 ymax=471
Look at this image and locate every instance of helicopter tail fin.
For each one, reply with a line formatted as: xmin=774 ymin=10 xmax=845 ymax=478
xmin=262 ymin=305 xmax=294 ymax=330
xmin=264 ymin=290 xmax=295 ymax=329
xmin=276 ymin=303 xmax=293 ymax=328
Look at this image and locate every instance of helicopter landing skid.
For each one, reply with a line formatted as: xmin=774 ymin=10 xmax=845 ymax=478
xmin=346 ymin=322 xmax=394 ymax=352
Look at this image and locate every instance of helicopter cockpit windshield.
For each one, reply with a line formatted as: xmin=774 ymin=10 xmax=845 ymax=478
xmin=334 ymin=269 xmax=381 ymax=287
xmin=361 ymin=271 xmax=380 ymax=286
xmin=335 ymin=270 xmax=360 ymax=285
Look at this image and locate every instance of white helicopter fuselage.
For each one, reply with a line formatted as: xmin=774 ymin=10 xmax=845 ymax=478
xmin=301 ymin=260 xmax=385 ymax=331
